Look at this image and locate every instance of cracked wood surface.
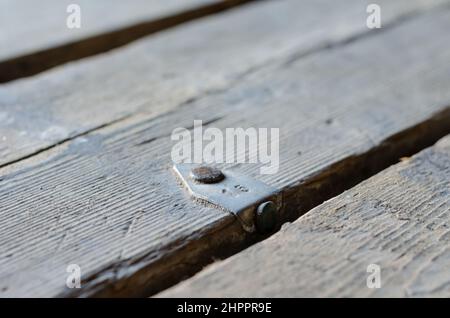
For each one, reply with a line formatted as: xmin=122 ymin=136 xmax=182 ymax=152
xmin=0 ymin=0 xmax=233 ymax=82
xmin=1 ymin=0 xmax=447 ymax=167
xmin=1 ymin=3 xmax=450 ymax=297
xmin=160 ymin=136 xmax=450 ymax=298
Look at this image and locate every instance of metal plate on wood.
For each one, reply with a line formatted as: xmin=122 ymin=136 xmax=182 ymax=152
xmin=173 ymin=164 xmax=281 ymax=233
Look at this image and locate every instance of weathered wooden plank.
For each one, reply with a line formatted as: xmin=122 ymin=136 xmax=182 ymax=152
xmin=0 ymin=0 xmax=253 ymax=83
xmin=0 ymin=0 xmax=215 ymax=61
xmin=1 ymin=0 xmax=447 ymax=167
xmin=160 ymin=135 xmax=450 ymax=298
xmin=1 ymin=5 xmax=450 ymax=298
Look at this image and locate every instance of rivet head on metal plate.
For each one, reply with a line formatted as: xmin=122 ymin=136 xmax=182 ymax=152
xmin=190 ymin=166 xmax=225 ymax=184
xmin=256 ymin=201 xmax=277 ymax=233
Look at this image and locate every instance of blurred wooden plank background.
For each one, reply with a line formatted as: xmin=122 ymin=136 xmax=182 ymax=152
xmin=0 ymin=0 xmax=251 ymax=82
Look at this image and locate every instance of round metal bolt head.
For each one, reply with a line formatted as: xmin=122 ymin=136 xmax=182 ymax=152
xmin=190 ymin=166 xmax=225 ymax=184
xmin=256 ymin=201 xmax=277 ymax=233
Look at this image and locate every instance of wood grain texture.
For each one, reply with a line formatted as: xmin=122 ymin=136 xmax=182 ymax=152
xmin=0 ymin=0 xmax=216 ymax=60
xmin=160 ymin=136 xmax=450 ymax=298
xmin=1 ymin=0 xmax=447 ymax=167
xmin=0 ymin=0 xmax=242 ymax=82
xmin=1 ymin=4 xmax=450 ymax=297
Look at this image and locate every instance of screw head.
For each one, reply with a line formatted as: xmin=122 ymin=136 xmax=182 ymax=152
xmin=190 ymin=166 xmax=225 ymax=184
xmin=256 ymin=201 xmax=277 ymax=233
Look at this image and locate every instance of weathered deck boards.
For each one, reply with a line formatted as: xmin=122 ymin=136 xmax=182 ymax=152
xmin=1 ymin=4 xmax=450 ymax=297
xmin=160 ymin=136 xmax=450 ymax=298
xmin=1 ymin=0 xmax=447 ymax=167
xmin=0 ymin=0 xmax=250 ymax=83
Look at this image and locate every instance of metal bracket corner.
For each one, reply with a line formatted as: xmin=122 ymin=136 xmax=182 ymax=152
xmin=173 ymin=163 xmax=281 ymax=233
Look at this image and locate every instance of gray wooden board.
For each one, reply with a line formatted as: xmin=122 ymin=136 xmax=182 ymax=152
xmin=1 ymin=5 xmax=450 ymax=297
xmin=160 ymin=136 xmax=450 ymax=297
xmin=1 ymin=0 xmax=447 ymax=167
xmin=0 ymin=0 xmax=254 ymax=83
xmin=0 ymin=0 xmax=223 ymax=72
xmin=0 ymin=0 xmax=218 ymax=61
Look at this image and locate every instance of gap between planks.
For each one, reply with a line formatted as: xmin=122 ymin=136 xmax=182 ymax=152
xmin=159 ymin=135 xmax=450 ymax=297
xmin=0 ymin=0 xmax=256 ymax=83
